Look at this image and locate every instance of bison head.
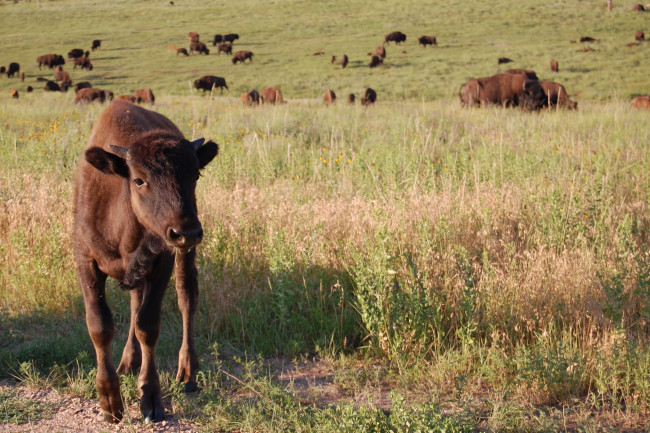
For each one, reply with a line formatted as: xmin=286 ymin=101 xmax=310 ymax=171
xmin=85 ymin=133 xmax=218 ymax=249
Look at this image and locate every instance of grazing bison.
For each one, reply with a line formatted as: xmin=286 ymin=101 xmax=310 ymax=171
xmin=188 ymin=31 xmax=199 ymax=43
xmin=384 ymin=31 xmax=406 ymax=45
xmin=75 ymin=81 xmax=92 ymax=92
xmin=177 ymin=48 xmax=189 ymax=56
xmin=7 ymin=62 xmax=20 ymax=78
xmin=74 ymin=57 xmax=94 ymax=70
xmin=117 ymin=94 xmax=137 ymax=103
xmin=323 ymin=89 xmax=336 ymax=104
xmin=11 ymin=89 xmax=18 ymax=99
xmin=418 ymin=36 xmax=437 ymax=47
xmin=505 ymin=69 xmax=539 ymax=80
xmin=193 ymin=75 xmax=228 ymax=93
xmin=498 ymin=57 xmax=514 ymax=64
xmin=261 ymin=87 xmax=285 ymax=104
xmin=38 ymin=54 xmax=65 ymax=69
xmin=341 ymin=54 xmax=348 ymax=68
xmin=635 ymin=30 xmax=645 ymax=41
xmin=68 ymin=48 xmax=85 ymax=59
xmin=223 ymin=33 xmax=239 ymax=43
xmin=361 ymin=88 xmax=377 ymax=106
xmin=240 ymin=89 xmax=260 ymax=106
xmin=630 ymin=95 xmax=650 ymax=109
xmin=459 ymin=73 xmax=546 ymax=110
xmin=217 ymin=42 xmax=232 ymax=55
xmin=633 ymin=3 xmax=645 ymax=11
xmin=550 ymin=59 xmax=559 ymax=72
xmin=369 ymin=55 xmax=382 ymax=68
xmin=26 ymin=86 xmax=33 ymax=92
xmin=75 ymin=87 xmax=109 ymax=103
xmin=539 ymin=81 xmax=577 ymax=110
xmin=73 ymin=99 xmax=218 ymax=423
xmin=45 ymin=80 xmax=61 ymax=91
xmin=212 ymin=34 xmax=223 ymax=46
xmin=232 ymin=50 xmax=253 ymax=64
xmin=348 ymin=93 xmax=355 ymax=103
xmin=134 ymin=88 xmax=155 ymax=105
xmin=91 ymin=40 xmax=102 ymax=51
xmin=189 ymin=42 xmax=209 ymax=55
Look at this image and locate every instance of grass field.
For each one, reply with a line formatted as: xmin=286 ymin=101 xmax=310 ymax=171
xmin=1 ymin=0 xmax=649 ymax=432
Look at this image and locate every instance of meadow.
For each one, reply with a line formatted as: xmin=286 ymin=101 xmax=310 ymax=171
xmin=1 ymin=0 xmax=649 ymax=432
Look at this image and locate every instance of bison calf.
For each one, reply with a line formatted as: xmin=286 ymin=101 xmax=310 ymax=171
xmin=323 ymin=89 xmax=336 ymax=104
xmin=74 ymin=99 xmax=218 ymax=423
xmin=240 ymin=89 xmax=260 ymax=106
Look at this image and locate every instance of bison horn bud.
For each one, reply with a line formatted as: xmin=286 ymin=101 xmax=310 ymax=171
xmin=191 ymin=138 xmax=205 ymax=149
xmin=108 ymin=145 xmax=128 ymax=157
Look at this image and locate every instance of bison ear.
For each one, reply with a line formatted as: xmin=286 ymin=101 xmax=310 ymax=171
xmin=196 ymin=140 xmax=218 ymax=169
xmin=85 ymin=147 xmax=129 ymax=178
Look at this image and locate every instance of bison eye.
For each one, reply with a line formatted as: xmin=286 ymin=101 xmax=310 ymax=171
xmin=133 ymin=178 xmax=147 ymax=188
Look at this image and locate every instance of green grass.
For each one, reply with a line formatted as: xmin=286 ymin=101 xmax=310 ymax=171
xmin=0 ymin=0 xmax=649 ymax=431
xmin=0 ymin=0 xmax=648 ymax=101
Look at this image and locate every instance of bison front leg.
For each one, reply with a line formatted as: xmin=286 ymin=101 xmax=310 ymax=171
xmin=117 ymin=288 xmax=143 ymax=374
xmin=77 ymin=260 xmax=124 ymax=423
xmin=134 ymin=259 xmax=173 ymax=423
xmin=174 ymin=249 xmax=200 ymax=393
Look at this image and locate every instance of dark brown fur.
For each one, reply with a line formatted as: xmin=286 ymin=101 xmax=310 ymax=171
xmin=74 ymin=99 xmax=218 ymax=423
xmin=91 ymin=40 xmax=102 ymax=51
xmin=232 ymin=50 xmax=253 ymax=64
xmin=75 ymin=87 xmax=106 ymax=103
xmin=7 ymin=62 xmax=20 ymax=78
xmin=189 ymin=42 xmax=209 ymax=55
xmin=341 ymin=54 xmax=348 ymax=68
xmin=74 ymin=56 xmax=94 ymax=70
xmin=217 ymin=42 xmax=232 ymax=55
xmin=193 ymin=75 xmax=228 ymax=93
xmin=418 ymin=36 xmax=437 ymax=47
xmin=361 ymin=88 xmax=377 ymax=106
xmin=635 ymin=30 xmax=645 ymax=41
xmin=384 ymin=31 xmax=406 ymax=45
xmin=37 ymin=54 xmax=65 ymax=69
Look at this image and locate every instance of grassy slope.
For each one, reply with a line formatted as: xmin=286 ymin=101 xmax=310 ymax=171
xmin=0 ymin=0 xmax=648 ymax=101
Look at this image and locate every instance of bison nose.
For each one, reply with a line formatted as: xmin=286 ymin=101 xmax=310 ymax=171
xmin=167 ymin=225 xmax=203 ymax=248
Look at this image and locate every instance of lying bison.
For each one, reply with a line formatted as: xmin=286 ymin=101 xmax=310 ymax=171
xmin=240 ymin=89 xmax=260 ymax=106
xmin=418 ymin=36 xmax=437 ymax=47
xmin=261 ymin=87 xmax=285 ymax=104
xmin=177 ymin=48 xmax=189 ymax=56
xmin=193 ymin=75 xmax=228 ymax=93
xmin=74 ymin=99 xmax=218 ymax=423
xmin=232 ymin=50 xmax=253 ymax=64
xmin=539 ymin=81 xmax=577 ymax=110
xmin=361 ymin=88 xmax=377 ymax=106
xmin=635 ymin=30 xmax=645 ymax=41
xmin=384 ymin=31 xmax=406 ymax=45
xmin=631 ymin=95 xmax=650 ymax=109
xmin=134 ymin=88 xmax=155 ymax=105
xmin=37 ymin=54 xmax=65 ymax=69
xmin=45 ymin=80 xmax=61 ymax=91
xmin=74 ymin=87 xmax=111 ymax=103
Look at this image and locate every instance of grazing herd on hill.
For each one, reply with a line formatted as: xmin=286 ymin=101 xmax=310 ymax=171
xmin=1 ymin=16 xmax=648 ymax=109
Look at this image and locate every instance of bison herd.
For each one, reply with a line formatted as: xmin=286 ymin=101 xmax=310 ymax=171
xmin=2 ymin=23 xmax=648 ymax=110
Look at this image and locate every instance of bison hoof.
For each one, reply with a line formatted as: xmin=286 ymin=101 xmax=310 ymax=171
xmin=143 ymin=409 xmax=164 ymax=424
xmin=102 ymin=409 xmax=123 ymax=424
xmin=184 ymin=382 xmax=199 ymax=393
